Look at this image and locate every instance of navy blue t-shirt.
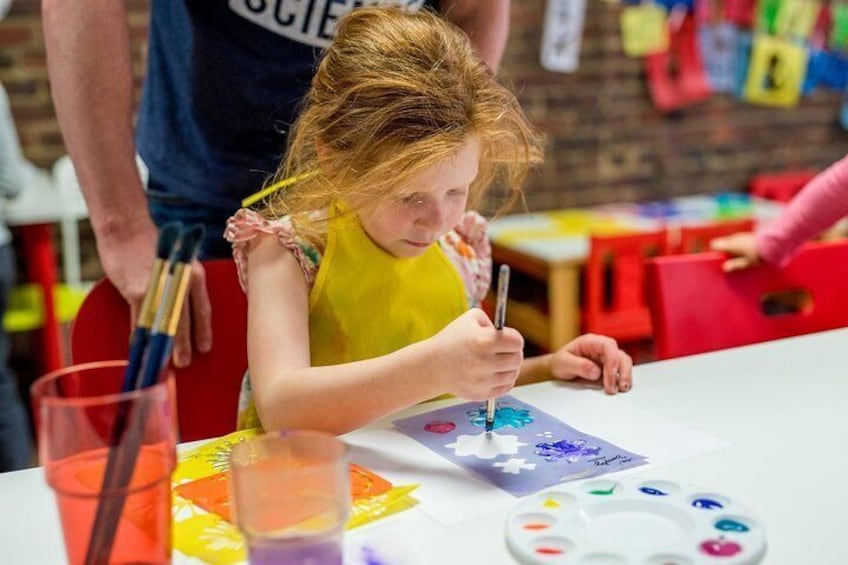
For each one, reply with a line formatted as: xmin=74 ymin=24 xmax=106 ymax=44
xmin=136 ymin=0 xmax=439 ymax=214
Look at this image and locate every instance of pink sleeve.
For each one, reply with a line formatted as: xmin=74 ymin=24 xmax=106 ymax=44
xmin=223 ymin=208 xmax=318 ymax=292
xmin=450 ymin=211 xmax=492 ymax=306
xmin=755 ymin=154 xmax=848 ymax=266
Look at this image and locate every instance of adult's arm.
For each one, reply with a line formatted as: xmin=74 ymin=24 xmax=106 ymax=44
xmin=42 ymin=0 xmax=211 ymax=365
xmin=440 ymin=0 xmax=510 ymax=71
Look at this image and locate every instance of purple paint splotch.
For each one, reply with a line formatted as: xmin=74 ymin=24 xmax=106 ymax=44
xmin=394 ymin=395 xmax=648 ymax=497
xmin=359 ymin=544 xmax=386 ymax=565
xmin=535 ymin=438 xmax=601 ymax=462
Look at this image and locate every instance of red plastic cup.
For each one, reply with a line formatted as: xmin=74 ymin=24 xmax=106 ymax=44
xmin=31 ymin=361 xmax=178 ymax=565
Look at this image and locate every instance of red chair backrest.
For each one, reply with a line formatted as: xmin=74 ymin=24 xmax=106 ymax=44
xmin=646 ymin=240 xmax=848 ymax=360
xmin=677 ymin=218 xmax=756 ymax=254
xmin=749 ymin=170 xmax=816 ymax=203
xmin=583 ymin=230 xmax=670 ymax=342
xmin=70 ymin=259 xmax=247 ymax=441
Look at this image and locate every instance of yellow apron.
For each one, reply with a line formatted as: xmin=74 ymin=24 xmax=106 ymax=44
xmin=309 ymin=206 xmax=468 ymax=365
xmin=238 ymin=205 xmax=468 ymax=429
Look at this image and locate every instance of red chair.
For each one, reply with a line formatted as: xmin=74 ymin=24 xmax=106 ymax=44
xmin=583 ymin=230 xmax=670 ymax=342
xmin=677 ymin=218 xmax=756 ymax=254
xmin=70 ymin=259 xmax=247 ymax=441
xmin=749 ymin=170 xmax=816 ymax=203
xmin=646 ymin=240 xmax=848 ymax=360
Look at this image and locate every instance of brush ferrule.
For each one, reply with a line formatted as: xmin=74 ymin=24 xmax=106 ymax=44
xmin=137 ymin=259 xmax=167 ymax=329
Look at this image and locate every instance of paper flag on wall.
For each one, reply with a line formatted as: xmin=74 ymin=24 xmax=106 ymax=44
xmin=645 ymin=14 xmax=711 ymax=112
xmin=734 ymin=31 xmax=754 ymax=98
xmin=756 ymin=0 xmax=782 ymax=34
xmin=725 ymin=0 xmax=757 ymax=27
xmin=743 ymin=34 xmax=808 ymax=107
xmin=655 ymin=0 xmax=695 ymax=11
xmin=621 ymin=4 xmax=669 ymax=57
xmin=699 ymin=23 xmax=741 ymax=92
xmin=694 ymin=0 xmax=721 ymax=24
xmin=393 ymin=395 xmax=647 ymax=497
xmin=841 ymin=87 xmax=848 ymax=131
xmin=541 ymin=0 xmax=587 ymax=73
xmin=805 ymin=49 xmax=848 ymax=93
xmin=832 ymin=4 xmax=848 ymax=50
xmin=775 ymin=0 xmax=820 ymax=39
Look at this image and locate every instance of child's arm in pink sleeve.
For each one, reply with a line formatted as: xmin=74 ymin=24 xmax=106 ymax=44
xmin=756 ymin=154 xmax=848 ymax=266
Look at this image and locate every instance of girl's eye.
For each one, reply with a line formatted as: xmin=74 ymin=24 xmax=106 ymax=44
xmin=448 ymin=189 xmax=468 ymax=198
xmin=401 ymin=193 xmax=424 ymax=205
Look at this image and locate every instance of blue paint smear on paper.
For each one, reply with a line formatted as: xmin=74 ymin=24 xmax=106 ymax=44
xmin=466 ymin=404 xmax=534 ymax=430
xmin=393 ymin=395 xmax=647 ymax=497
xmin=535 ymin=438 xmax=601 ymax=462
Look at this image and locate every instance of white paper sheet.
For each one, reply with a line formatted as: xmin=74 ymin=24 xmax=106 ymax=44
xmin=343 ymin=386 xmax=730 ymax=526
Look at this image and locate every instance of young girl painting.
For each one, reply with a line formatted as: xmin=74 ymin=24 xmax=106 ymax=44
xmin=225 ymin=7 xmax=633 ymax=434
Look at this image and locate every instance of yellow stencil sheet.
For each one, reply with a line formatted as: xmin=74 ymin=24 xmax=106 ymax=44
xmin=171 ymin=429 xmax=419 ymax=564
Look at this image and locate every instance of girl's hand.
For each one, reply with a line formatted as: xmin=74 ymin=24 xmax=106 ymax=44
xmin=710 ymin=232 xmax=761 ymax=272
xmin=550 ymin=334 xmax=633 ymax=394
xmin=428 ymin=308 xmax=524 ymax=400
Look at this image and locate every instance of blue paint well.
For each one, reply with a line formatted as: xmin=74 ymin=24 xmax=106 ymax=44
xmin=639 ymin=486 xmax=668 ymax=496
xmin=692 ymin=498 xmax=724 ymax=510
xmin=716 ymin=519 xmax=749 ymax=532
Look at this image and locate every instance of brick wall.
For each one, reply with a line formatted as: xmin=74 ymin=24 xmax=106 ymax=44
xmin=504 ymin=1 xmax=846 ymax=211
xmin=1 ymin=0 xmax=845 ymax=224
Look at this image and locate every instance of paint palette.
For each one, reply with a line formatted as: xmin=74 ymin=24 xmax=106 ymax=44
xmin=506 ymin=477 xmax=766 ymax=565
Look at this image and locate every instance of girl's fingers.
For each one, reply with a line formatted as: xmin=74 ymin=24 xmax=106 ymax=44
xmin=553 ymin=352 xmax=602 ymax=382
xmin=616 ymin=352 xmax=634 ymax=392
xmin=722 ymin=257 xmax=752 ymax=272
xmin=602 ymin=350 xmax=633 ymax=393
xmin=490 ymin=383 xmax=515 ymax=397
xmin=495 ymin=350 xmax=523 ymax=372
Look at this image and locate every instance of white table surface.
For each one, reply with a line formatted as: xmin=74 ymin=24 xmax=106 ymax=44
xmin=3 ymin=328 xmax=846 ymax=564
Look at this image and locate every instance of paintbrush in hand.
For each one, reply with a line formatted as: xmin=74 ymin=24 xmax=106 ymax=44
xmin=486 ymin=264 xmax=510 ymax=433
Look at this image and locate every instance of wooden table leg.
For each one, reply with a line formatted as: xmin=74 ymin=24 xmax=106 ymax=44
xmin=547 ymin=263 xmax=580 ymax=350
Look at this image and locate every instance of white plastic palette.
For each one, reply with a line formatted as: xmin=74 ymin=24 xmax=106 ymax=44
xmin=506 ymin=477 xmax=766 ymax=565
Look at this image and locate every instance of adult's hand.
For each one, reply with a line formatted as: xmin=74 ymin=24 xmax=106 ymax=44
xmin=97 ymin=220 xmax=212 ymax=367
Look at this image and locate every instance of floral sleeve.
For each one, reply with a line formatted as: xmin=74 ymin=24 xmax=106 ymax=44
xmin=224 ymin=208 xmax=321 ymax=292
xmin=440 ymin=211 xmax=492 ymax=308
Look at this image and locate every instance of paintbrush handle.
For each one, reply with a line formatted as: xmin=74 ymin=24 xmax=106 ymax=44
xmin=486 ymin=265 xmax=511 ymax=431
xmin=83 ymin=391 xmax=153 ymax=564
xmin=122 ymin=327 xmax=150 ymax=392
xmin=84 ymin=335 xmax=173 ymax=564
xmin=137 ymin=333 xmax=174 ymax=390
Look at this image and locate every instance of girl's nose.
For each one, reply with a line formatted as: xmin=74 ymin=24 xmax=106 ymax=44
xmin=416 ymin=200 xmax=446 ymax=231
